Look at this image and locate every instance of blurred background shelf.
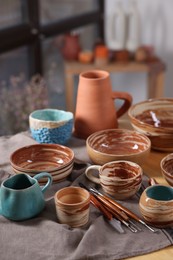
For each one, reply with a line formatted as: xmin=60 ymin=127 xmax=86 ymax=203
xmin=64 ymin=60 xmax=166 ymax=113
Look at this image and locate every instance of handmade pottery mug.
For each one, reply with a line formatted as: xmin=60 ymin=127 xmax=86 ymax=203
xmin=74 ymin=70 xmax=132 ymax=139
xmin=85 ymin=160 xmax=142 ymax=200
xmin=139 ymin=185 xmax=173 ymax=228
xmin=54 ymin=186 xmax=90 ymax=227
xmin=0 ymin=172 xmax=52 ymax=221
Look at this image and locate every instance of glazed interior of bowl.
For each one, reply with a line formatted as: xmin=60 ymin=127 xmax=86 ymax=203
xmin=87 ymin=129 xmax=151 ymax=156
xmin=101 ymin=161 xmax=142 ymax=180
xmin=30 ymin=109 xmax=73 ymax=122
xmin=128 ymin=98 xmax=173 ymax=132
xmin=10 ymin=144 xmax=74 ymax=172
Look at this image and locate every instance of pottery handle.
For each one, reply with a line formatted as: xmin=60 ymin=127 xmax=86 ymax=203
xmin=148 ymin=178 xmax=159 ymax=186
xmin=34 ymin=172 xmax=52 ymax=193
xmin=112 ymin=91 xmax=132 ymax=118
xmin=85 ymin=165 xmax=101 ymax=184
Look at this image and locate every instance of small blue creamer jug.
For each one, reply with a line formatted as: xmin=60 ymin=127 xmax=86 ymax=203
xmin=0 ymin=172 xmax=52 ymax=221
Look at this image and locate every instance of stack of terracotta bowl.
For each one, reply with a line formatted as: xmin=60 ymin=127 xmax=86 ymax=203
xmin=10 ymin=144 xmax=74 ymax=184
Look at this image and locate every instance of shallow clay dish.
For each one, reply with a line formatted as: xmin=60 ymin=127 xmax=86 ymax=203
xmin=160 ymin=153 xmax=173 ymax=186
xmin=86 ymin=129 xmax=151 ymax=165
xmin=128 ymin=98 xmax=173 ymax=151
xmin=10 ymin=144 xmax=74 ymax=183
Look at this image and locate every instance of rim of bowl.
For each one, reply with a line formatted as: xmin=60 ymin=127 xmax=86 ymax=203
xmin=128 ymin=98 xmax=173 ymax=133
xmin=86 ymin=128 xmax=151 ymax=157
xmin=10 ymin=144 xmax=74 ymax=172
xmin=144 ymin=184 xmax=173 ymax=202
xmin=100 ymin=160 xmax=143 ymax=180
xmin=54 ymin=186 xmax=90 ymax=206
xmin=29 ymin=108 xmax=73 ymax=123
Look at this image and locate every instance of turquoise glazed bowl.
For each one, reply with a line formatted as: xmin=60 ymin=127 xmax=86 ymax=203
xmin=29 ymin=109 xmax=74 ymax=144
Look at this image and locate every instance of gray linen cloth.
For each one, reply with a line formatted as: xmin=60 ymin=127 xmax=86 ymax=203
xmin=0 ymin=131 xmax=173 ymax=260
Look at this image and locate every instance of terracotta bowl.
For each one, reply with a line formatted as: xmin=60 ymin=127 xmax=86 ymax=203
xmin=86 ymin=129 xmax=151 ymax=166
xmin=10 ymin=144 xmax=74 ymax=183
xmin=29 ymin=109 xmax=74 ymax=144
xmin=78 ymin=50 xmax=94 ymax=63
xmin=139 ymin=185 xmax=173 ymax=228
xmin=160 ymin=153 xmax=173 ymax=186
xmin=128 ymin=98 xmax=173 ymax=151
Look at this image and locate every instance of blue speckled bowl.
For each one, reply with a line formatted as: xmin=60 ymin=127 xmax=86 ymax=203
xmin=29 ymin=109 xmax=74 ymax=144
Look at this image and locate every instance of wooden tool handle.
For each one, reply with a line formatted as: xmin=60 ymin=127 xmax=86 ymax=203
xmin=101 ymin=203 xmax=126 ymax=222
xmin=95 ymin=194 xmax=129 ymax=221
xmin=102 ymin=193 xmax=141 ymax=222
xmin=90 ymin=194 xmax=112 ymax=220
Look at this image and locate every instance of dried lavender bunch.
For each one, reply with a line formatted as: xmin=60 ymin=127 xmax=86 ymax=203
xmin=0 ymin=74 xmax=48 ymax=135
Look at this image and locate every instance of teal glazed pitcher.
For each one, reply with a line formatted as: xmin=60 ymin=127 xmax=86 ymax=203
xmin=0 ymin=172 xmax=52 ymax=221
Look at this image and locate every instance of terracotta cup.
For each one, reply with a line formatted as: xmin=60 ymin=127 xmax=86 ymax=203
xmin=85 ymin=160 xmax=142 ymax=200
xmin=74 ymin=70 xmax=132 ymax=139
xmin=54 ymin=186 xmax=90 ymax=227
xmin=61 ymin=33 xmax=81 ymax=61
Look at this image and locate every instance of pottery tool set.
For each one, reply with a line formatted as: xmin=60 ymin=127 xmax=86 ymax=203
xmin=79 ymin=183 xmax=156 ymax=234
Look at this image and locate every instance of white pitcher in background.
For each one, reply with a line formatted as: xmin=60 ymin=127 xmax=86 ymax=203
xmin=126 ymin=0 xmax=141 ymax=52
xmin=106 ymin=0 xmax=126 ymax=50
xmin=105 ymin=0 xmax=141 ymax=53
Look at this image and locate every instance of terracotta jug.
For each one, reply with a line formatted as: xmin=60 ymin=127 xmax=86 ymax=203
xmin=74 ymin=70 xmax=132 ymax=139
xmin=61 ymin=33 xmax=81 ymax=61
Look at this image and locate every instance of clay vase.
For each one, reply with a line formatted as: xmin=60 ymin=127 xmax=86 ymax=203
xmin=74 ymin=70 xmax=132 ymax=139
xmin=61 ymin=33 xmax=81 ymax=61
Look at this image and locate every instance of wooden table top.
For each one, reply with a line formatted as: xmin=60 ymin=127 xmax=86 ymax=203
xmin=64 ymin=60 xmax=166 ymax=74
xmin=119 ymin=118 xmax=173 ymax=260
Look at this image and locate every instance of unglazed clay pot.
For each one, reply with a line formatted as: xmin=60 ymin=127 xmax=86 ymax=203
xmin=61 ymin=33 xmax=81 ymax=61
xmin=139 ymin=185 xmax=173 ymax=228
xmin=74 ymin=70 xmax=132 ymax=139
